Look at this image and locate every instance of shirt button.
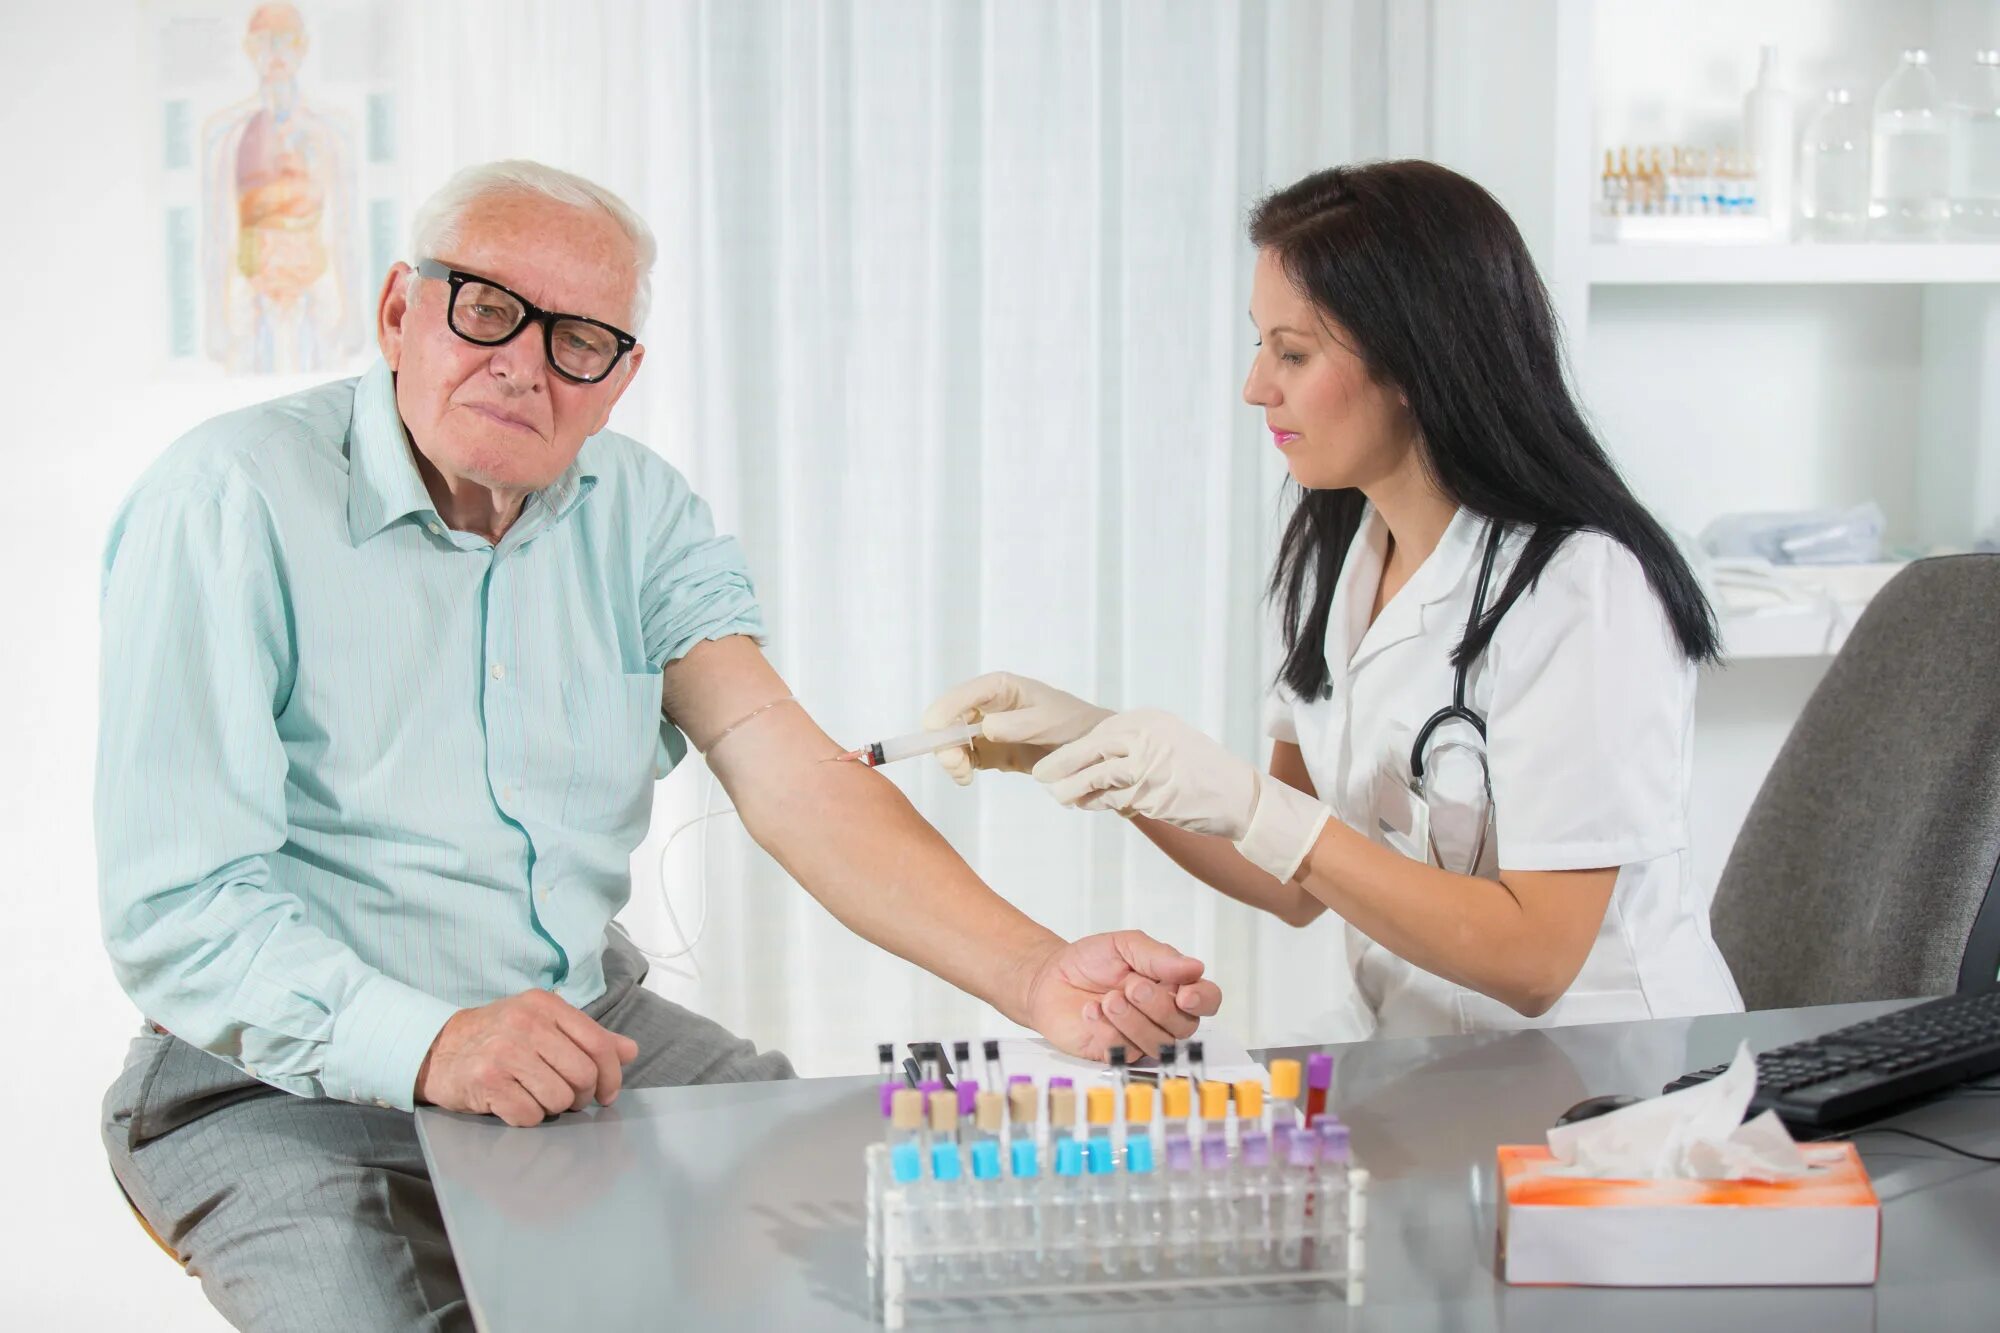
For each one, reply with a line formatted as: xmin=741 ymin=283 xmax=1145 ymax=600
xmin=375 ymin=1098 xmax=391 ymax=1109
xmin=427 ymin=521 xmax=443 ymax=536
xmin=490 ymin=663 xmax=506 ymax=681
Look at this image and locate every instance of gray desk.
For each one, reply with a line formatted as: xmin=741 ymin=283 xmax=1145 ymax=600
xmin=418 ymin=1001 xmax=2000 ymax=1331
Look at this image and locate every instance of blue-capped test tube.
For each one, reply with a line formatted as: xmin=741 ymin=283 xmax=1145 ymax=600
xmin=887 ymin=1088 xmax=930 ymax=1287
xmin=1006 ymin=1091 xmax=1042 ymax=1282
xmin=1047 ymin=1135 xmax=1085 ymax=1280
xmin=928 ymin=1089 xmax=967 ymax=1282
xmin=970 ymin=1099 xmax=1007 ymax=1284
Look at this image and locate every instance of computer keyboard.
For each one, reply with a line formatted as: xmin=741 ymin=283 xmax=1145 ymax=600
xmin=1663 ymin=990 xmax=2000 ymax=1129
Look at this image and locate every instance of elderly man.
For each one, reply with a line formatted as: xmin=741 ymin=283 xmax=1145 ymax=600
xmin=98 ymin=159 xmax=1222 ymax=1330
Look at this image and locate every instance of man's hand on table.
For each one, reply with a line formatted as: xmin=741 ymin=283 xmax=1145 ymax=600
xmin=416 ymin=990 xmax=639 ymax=1127
xmin=1022 ymin=931 xmax=1223 ymax=1061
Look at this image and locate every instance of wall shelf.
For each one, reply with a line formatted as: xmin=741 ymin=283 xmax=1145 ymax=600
xmin=1590 ymin=242 xmax=2000 ymax=287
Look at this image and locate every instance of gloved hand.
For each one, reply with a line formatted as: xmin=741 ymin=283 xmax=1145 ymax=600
xmin=1033 ymin=709 xmax=1331 ymax=882
xmin=921 ymin=672 xmax=1113 ymax=786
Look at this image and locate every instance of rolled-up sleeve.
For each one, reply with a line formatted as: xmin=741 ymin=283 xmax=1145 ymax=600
xmin=639 ymin=465 xmax=765 ymax=668
xmin=96 ymin=476 xmax=456 ymax=1109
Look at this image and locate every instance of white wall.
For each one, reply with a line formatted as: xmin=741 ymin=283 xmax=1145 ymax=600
xmin=1 ymin=3 xmax=242 ymax=1325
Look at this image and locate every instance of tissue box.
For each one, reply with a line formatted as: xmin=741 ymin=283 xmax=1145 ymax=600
xmin=1498 ymin=1142 xmax=1880 ymax=1287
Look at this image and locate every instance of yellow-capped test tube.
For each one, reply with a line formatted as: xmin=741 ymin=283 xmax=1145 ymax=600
xmin=1086 ymin=1086 xmax=1116 ymax=1130
xmin=1270 ymin=1058 xmax=1302 ymax=1125
xmin=1198 ymin=1080 xmax=1231 ymax=1137
xmin=1162 ymin=1077 xmax=1193 ymax=1132
xmin=1126 ymin=1082 xmax=1155 ymax=1127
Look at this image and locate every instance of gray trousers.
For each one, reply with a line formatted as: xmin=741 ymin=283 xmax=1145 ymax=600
xmin=102 ymin=931 xmax=794 ymax=1331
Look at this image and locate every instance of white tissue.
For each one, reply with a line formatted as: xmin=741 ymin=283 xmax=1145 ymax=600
xmin=1546 ymin=1042 xmax=1810 ymax=1182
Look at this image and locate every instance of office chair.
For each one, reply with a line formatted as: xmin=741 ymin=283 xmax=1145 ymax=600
xmin=1711 ymin=553 xmax=2000 ymax=1009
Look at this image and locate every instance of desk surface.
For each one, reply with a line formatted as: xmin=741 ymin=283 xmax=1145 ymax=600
xmin=418 ymin=1000 xmax=2000 ymax=1332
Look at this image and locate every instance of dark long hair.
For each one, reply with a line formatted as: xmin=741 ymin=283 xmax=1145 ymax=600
xmin=1254 ymin=160 xmax=1719 ymax=700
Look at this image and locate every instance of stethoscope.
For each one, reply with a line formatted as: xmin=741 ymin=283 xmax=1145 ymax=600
xmin=1408 ymin=519 xmax=1506 ymax=788
xmin=1401 ymin=519 xmax=1506 ymax=873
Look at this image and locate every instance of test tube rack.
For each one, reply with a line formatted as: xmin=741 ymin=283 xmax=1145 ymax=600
xmin=864 ymin=1139 xmax=1368 ymax=1329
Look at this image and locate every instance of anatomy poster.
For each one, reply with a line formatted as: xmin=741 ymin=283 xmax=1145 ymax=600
xmin=153 ymin=1 xmax=399 ymax=376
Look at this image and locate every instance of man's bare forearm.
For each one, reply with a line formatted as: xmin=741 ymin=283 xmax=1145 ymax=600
xmin=703 ymin=703 xmax=1062 ymax=1025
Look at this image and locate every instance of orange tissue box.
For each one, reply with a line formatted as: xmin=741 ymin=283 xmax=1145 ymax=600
xmin=1497 ymin=1142 xmax=1881 ymax=1287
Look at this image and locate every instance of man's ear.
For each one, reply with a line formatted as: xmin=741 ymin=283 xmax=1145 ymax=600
xmin=377 ymin=262 xmax=415 ymax=370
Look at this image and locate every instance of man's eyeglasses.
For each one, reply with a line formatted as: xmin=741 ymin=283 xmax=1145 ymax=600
xmin=414 ymin=258 xmax=636 ymax=385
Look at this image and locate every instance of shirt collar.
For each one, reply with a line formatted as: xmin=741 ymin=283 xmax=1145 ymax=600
xmin=346 ymin=360 xmax=599 ymax=546
xmin=1326 ymin=503 xmax=1490 ymax=675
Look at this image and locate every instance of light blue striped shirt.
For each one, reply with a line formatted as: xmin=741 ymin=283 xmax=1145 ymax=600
xmin=96 ymin=360 xmax=763 ymax=1110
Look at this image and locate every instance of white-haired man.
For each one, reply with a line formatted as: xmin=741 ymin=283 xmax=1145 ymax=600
xmin=98 ymin=160 xmax=1222 ymax=1329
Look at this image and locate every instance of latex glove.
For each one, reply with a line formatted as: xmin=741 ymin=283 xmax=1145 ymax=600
xmin=921 ymin=671 xmax=1113 ymax=786
xmin=1023 ymin=931 xmax=1225 ymax=1061
xmin=1035 ymin=708 xmax=1330 ymax=882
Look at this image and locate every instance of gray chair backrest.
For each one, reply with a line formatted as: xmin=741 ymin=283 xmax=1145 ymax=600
xmin=1711 ymin=554 xmax=2000 ymax=1010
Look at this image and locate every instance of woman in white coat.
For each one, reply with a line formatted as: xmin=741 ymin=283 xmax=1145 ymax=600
xmin=926 ymin=161 xmax=1743 ymax=1041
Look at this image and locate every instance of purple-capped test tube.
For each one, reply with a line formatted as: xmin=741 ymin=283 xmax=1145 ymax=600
xmin=1304 ymin=1052 xmax=1334 ymax=1127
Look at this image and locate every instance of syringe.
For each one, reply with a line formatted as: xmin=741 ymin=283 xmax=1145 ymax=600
xmin=840 ymin=721 xmax=983 ymax=768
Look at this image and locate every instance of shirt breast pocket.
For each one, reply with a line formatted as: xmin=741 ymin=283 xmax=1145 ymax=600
xmin=562 ymin=671 xmax=668 ymax=832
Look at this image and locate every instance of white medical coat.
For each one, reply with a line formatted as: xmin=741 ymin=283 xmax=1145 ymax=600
xmin=1267 ymin=504 xmax=1743 ymax=1039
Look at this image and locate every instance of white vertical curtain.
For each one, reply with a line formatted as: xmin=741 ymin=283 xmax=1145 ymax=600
xmin=399 ymin=0 xmax=1389 ymax=1073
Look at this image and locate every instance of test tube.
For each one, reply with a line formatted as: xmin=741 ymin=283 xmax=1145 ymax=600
xmin=1006 ymin=1085 xmax=1042 ymax=1281
xmin=1238 ymin=1130 xmax=1275 ymax=1272
xmin=1232 ymin=1079 xmax=1265 ymax=1145
xmin=1270 ymin=1058 xmax=1302 ymax=1127
xmin=1125 ymin=1082 xmax=1156 ymax=1157
xmin=957 ymin=1079 xmax=980 ymax=1145
xmin=1047 ymin=1134 xmax=1085 ymax=1279
xmin=972 ymin=1092 xmax=1007 ymax=1282
xmin=889 ymin=1088 xmax=931 ymax=1289
xmin=929 ymin=1089 xmax=966 ymax=1281
xmin=1124 ymin=1091 xmax=1161 ymax=1276
xmin=1048 ymin=1079 xmax=1078 ymax=1149
xmin=983 ymin=1037 xmax=1002 ymax=1090
xmin=1108 ymin=1045 xmax=1129 ymax=1145
xmin=1280 ymin=1124 xmax=1322 ymax=1270
xmin=1162 ymin=1075 xmax=1194 ymax=1143
xmin=1187 ymin=1039 xmax=1207 ymax=1082
xmin=1317 ymin=1119 xmax=1352 ymax=1262
xmin=1085 ymin=1087 xmax=1124 ymax=1277
xmin=1200 ymin=1133 xmax=1238 ymax=1274
xmin=953 ymin=1040 xmax=972 ymax=1083
xmin=975 ymin=1090 xmax=1003 ymax=1144
xmin=1008 ymin=1081 xmax=1038 ymax=1152
xmin=1164 ymin=1135 xmax=1200 ymax=1276
xmin=878 ymin=1042 xmax=896 ymax=1084
xmin=1305 ymin=1052 xmax=1333 ymax=1128
xmin=1197 ymin=1080 xmax=1231 ymax=1142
